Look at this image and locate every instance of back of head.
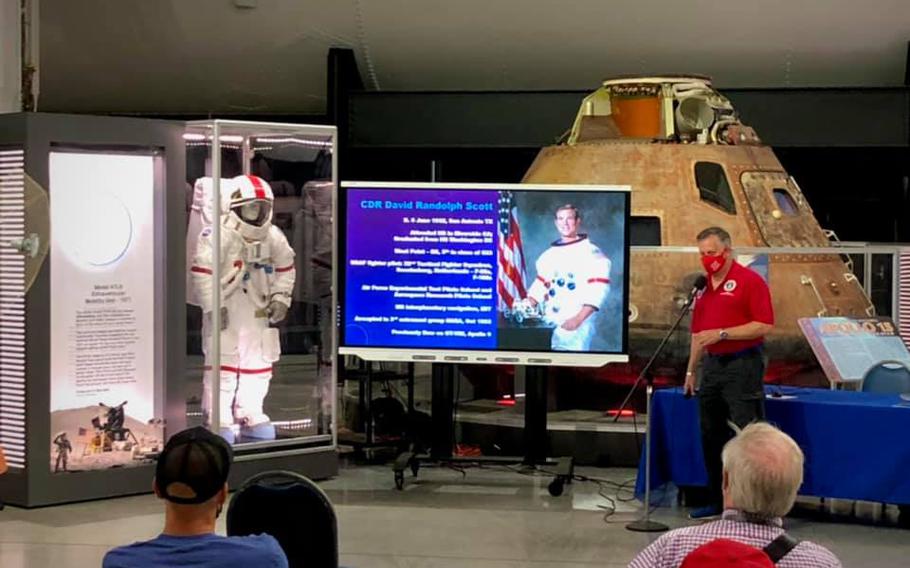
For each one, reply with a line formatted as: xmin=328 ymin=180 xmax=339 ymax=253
xmin=155 ymin=426 xmax=233 ymax=505
xmin=722 ymin=422 xmax=803 ymax=518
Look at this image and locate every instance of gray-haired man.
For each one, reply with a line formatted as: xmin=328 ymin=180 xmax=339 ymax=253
xmin=629 ymin=423 xmax=841 ymax=568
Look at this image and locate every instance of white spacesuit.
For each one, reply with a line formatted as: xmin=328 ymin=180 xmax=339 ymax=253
xmin=525 ymin=235 xmax=611 ymax=351
xmin=191 ymin=175 xmax=296 ymax=443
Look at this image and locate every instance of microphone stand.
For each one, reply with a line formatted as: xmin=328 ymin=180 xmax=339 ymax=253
xmin=617 ymin=282 xmax=703 ymax=533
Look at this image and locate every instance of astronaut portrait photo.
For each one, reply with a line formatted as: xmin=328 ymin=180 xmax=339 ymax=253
xmin=498 ymin=191 xmax=627 ymax=353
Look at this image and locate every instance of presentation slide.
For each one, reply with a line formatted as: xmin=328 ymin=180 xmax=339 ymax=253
xmin=341 ymin=185 xmax=628 ymax=356
xmin=345 ymin=188 xmax=498 ymax=349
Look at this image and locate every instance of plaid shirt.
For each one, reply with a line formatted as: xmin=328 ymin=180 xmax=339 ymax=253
xmin=628 ymin=510 xmax=842 ymax=568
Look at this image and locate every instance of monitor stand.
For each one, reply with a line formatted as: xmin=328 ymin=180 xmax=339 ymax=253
xmin=392 ymin=363 xmax=574 ymax=496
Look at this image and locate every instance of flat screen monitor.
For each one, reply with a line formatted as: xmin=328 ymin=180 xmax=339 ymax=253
xmin=336 ymin=182 xmax=630 ymax=367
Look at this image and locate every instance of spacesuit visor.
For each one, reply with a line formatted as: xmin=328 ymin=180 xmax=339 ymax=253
xmin=234 ymin=200 xmax=272 ymax=226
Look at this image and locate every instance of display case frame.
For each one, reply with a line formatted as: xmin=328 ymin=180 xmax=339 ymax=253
xmin=0 ymin=113 xmax=186 ymax=507
xmin=0 ymin=115 xmax=339 ymax=507
xmin=183 ymin=120 xmax=339 ymax=473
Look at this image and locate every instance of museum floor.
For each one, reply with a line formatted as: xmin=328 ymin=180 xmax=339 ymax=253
xmin=2 ymin=462 xmax=909 ymax=567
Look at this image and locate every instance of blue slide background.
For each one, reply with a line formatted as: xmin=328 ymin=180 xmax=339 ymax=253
xmin=344 ymin=188 xmax=499 ymax=348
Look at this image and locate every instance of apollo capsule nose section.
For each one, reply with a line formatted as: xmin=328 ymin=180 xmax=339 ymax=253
xmin=565 ymin=75 xmax=750 ymax=146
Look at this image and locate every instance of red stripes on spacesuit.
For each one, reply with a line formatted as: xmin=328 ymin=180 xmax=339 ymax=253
xmin=275 ymin=265 xmax=295 ymax=273
xmin=192 ymin=262 xmax=240 ymax=274
xmin=587 ymin=278 xmax=610 ymax=284
xmin=248 ymin=175 xmax=267 ymax=199
xmin=204 ymin=365 xmax=273 ymax=375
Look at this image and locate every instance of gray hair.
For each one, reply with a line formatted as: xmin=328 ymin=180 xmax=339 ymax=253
xmin=721 ymin=422 xmax=804 ymax=518
xmin=696 ymin=226 xmax=732 ymax=247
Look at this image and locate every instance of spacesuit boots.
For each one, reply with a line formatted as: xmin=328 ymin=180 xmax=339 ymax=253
xmin=218 ymin=424 xmax=239 ymax=445
xmin=202 ymin=366 xmax=274 ymax=444
xmin=241 ymin=422 xmax=277 ymax=442
xmin=232 ymin=362 xmax=277 ymax=443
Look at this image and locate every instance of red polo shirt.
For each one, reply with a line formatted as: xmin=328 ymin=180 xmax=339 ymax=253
xmin=691 ymin=261 xmax=774 ymax=355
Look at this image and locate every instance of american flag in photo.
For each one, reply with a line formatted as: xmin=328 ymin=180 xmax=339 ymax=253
xmin=497 ymin=191 xmax=528 ymax=310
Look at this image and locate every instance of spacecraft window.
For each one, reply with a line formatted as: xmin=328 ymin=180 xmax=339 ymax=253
xmin=694 ymin=162 xmax=736 ymax=214
xmin=773 ymin=188 xmax=799 ymax=216
xmin=630 ymin=216 xmax=661 ymax=245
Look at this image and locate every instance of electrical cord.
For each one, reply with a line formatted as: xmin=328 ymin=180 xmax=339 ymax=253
xmin=399 ymin=367 xmax=668 ymax=523
xmin=447 ymin=460 xmax=665 ymax=525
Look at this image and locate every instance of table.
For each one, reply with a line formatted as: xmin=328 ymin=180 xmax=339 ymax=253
xmin=636 ymin=386 xmax=910 ymax=505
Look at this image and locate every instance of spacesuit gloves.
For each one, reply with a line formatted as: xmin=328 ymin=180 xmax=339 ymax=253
xmin=268 ymin=300 xmax=289 ymax=324
xmin=515 ymin=297 xmax=538 ymax=316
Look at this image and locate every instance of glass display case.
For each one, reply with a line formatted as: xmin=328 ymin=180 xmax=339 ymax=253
xmin=183 ymin=120 xmax=337 ymax=458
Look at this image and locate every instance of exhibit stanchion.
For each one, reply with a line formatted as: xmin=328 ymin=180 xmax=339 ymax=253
xmin=625 ymin=378 xmax=666 ymax=532
xmin=618 ymin=276 xmax=706 ymax=532
xmin=523 ymin=365 xmax=548 ymax=466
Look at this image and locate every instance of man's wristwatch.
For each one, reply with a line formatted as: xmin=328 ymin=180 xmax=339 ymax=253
xmin=719 ymin=329 xmax=729 ymax=340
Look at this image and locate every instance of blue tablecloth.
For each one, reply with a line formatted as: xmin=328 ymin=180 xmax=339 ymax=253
xmin=635 ymin=386 xmax=910 ymax=505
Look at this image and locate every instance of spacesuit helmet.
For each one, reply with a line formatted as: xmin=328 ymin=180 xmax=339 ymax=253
xmin=227 ymin=175 xmax=274 ymax=241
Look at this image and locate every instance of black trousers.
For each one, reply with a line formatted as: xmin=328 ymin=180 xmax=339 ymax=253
xmin=698 ymin=349 xmax=766 ymax=507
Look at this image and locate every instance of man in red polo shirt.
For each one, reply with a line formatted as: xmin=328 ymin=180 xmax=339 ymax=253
xmin=684 ymin=226 xmax=774 ymax=520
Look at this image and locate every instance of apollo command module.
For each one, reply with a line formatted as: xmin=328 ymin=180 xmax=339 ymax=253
xmin=520 ymin=75 xmax=873 ymax=391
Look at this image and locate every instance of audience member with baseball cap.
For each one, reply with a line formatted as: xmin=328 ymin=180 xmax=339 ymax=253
xmin=103 ymin=426 xmax=287 ymax=568
xmin=628 ymin=422 xmax=841 ymax=568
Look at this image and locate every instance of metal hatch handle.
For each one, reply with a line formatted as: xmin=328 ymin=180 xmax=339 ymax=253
xmin=800 ymin=275 xmax=828 ymax=317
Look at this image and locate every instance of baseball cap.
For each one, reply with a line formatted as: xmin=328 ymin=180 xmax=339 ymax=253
xmin=680 ymin=539 xmax=775 ymax=568
xmin=155 ymin=426 xmax=233 ymax=505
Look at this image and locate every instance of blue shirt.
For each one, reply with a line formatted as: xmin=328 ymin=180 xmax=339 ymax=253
xmin=102 ymin=533 xmax=288 ymax=568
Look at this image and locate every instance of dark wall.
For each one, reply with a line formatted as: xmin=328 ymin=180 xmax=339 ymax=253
xmin=346 ymin=147 xmax=539 ymax=183
xmin=347 ymin=88 xmax=910 ymax=149
xmin=129 ymin=87 xmax=910 ymax=244
xmin=345 ymin=145 xmax=910 ymax=245
xmin=342 ymin=87 xmax=910 ymax=244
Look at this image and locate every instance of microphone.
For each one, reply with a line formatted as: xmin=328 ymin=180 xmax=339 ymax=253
xmin=682 ymin=275 xmax=708 ymax=400
xmin=689 ymin=275 xmax=708 ymax=298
